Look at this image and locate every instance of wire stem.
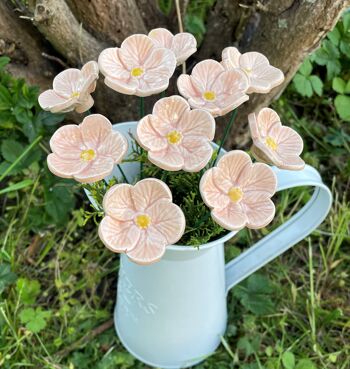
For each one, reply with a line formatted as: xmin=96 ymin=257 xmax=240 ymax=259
xmin=117 ymin=164 xmax=129 ymax=184
xmin=139 ymin=97 xmax=145 ymax=119
xmin=212 ymin=109 xmax=237 ymax=167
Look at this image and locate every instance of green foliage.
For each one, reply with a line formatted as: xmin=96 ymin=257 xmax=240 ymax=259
xmin=0 ymin=264 xmax=17 ymax=294
xmin=157 ymin=0 xmax=173 ymax=15
xmin=19 ymin=307 xmax=51 ymax=333
xmin=0 ymin=56 xmax=76 ymax=229
xmin=16 ymin=278 xmax=41 ymax=305
xmin=293 ymin=59 xmax=323 ymax=97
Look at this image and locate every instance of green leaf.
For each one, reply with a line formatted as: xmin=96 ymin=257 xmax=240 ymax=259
xmin=0 ymin=179 xmax=34 ymax=195
xmin=0 ymin=84 xmax=12 ymax=110
xmin=233 ymin=274 xmax=275 ymax=315
xmin=293 ymin=74 xmax=313 ymax=97
xmin=327 ymin=27 xmax=340 ymax=45
xmin=16 ymin=278 xmax=41 ymax=305
xmin=157 ymin=0 xmax=173 ymax=15
xmin=309 ymin=75 xmax=323 ymax=96
xmin=184 ymin=14 xmax=206 ymax=44
xmin=19 ymin=307 xmax=51 ymax=333
xmin=0 ymin=264 xmax=17 ymax=294
xmin=345 ymin=80 xmax=350 ymax=94
xmin=282 ymin=351 xmax=296 ymax=369
xmin=342 ymin=12 xmax=350 ymax=32
xmin=298 ymin=59 xmax=312 ymax=76
xmin=1 ymin=140 xmax=24 ymax=163
xmin=295 ymin=359 xmax=317 ymax=369
xmin=332 ymin=77 xmax=346 ymax=94
xmin=37 ymin=111 xmax=65 ymax=127
xmin=0 ymin=56 xmax=10 ymax=70
xmin=334 ymin=95 xmax=350 ymax=121
xmin=326 ymin=60 xmax=341 ymax=80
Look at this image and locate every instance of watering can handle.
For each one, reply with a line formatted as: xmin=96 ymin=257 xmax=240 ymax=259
xmin=225 ymin=164 xmax=332 ymax=293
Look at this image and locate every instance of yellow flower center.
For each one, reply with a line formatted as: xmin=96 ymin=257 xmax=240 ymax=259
xmin=166 ymin=130 xmax=182 ymax=144
xmin=80 ymin=149 xmax=96 ymax=161
xmin=70 ymin=91 xmax=80 ymax=98
xmin=203 ymin=90 xmax=216 ymax=101
xmin=228 ymin=187 xmax=243 ymax=203
xmin=131 ymin=67 xmax=144 ymax=77
xmin=244 ymin=67 xmax=252 ymax=75
xmin=265 ymin=136 xmax=278 ymax=151
xmin=135 ymin=214 xmax=151 ymax=229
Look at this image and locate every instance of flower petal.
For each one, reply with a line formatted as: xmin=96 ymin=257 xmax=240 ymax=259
xmin=212 ymin=203 xmax=247 ymax=231
xmin=98 ymin=48 xmax=131 ymax=81
xmin=74 ymin=157 xmax=114 ymax=183
xmin=191 ymin=59 xmax=225 ymax=91
xmin=148 ymin=28 xmax=173 ymax=48
xmin=126 ymin=231 xmax=166 ymax=265
xmin=221 ymin=47 xmax=241 ymax=69
xmin=273 ymin=126 xmax=303 ymax=156
xmin=241 ymin=162 xmax=277 ymax=196
xmin=181 ymin=137 xmax=213 ymax=172
xmin=103 ymin=184 xmax=136 ymax=221
xmin=38 ymin=90 xmax=73 ymax=113
xmin=119 ymin=34 xmax=155 ymax=68
xmin=249 ymin=108 xmax=281 ymax=141
xmin=47 ymin=153 xmax=88 ymax=179
xmin=80 ymin=60 xmax=99 ymax=96
xmin=217 ymin=151 xmax=252 ymax=186
xmin=80 ymin=114 xmax=112 ymax=150
xmin=148 ymin=145 xmax=184 ymax=171
xmin=147 ymin=199 xmax=185 ymax=244
xmin=75 ymin=95 xmax=94 ymax=114
xmin=49 ymin=124 xmax=84 ymax=158
xmin=53 ymin=69 xmax=82 ymax=97
xmin=172 ymin=33 xmax=197 ymax=64
xmin=136 ymin=115 xmax=168 ymax=151
xmin=132 ymin=178 xmax=172 ymax=211
xmin=177 ymin=74 xmax=202 ymax=100
xmin=99 ymin=216 xmax=140 ymax=253
xmin=153 ymin=95 xmax=189 ymax=126
xmin=243 ymin=198 xmax=275 ymax=229
xmin=104 ymin=76 xmax=138 ymax=95
xmin=274 ymin=154 xmax=305 ymax=171
xmin=200 ymin=168 xmax=230 ymax=209
xmin=177 ymin=108 xmax=215 ymax=140
xmin=98 ymin=131 xmax=128 ymax=163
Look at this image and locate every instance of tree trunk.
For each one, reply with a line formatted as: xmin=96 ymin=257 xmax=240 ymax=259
xmin=1 ymin=0 xmax=349 ymax=138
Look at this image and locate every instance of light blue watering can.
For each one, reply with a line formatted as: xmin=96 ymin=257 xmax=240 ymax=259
xmin=88 ymin=121 xmax=332 ymax=369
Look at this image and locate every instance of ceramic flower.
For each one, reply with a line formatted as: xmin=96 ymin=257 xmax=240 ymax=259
xmin=47 ymin=114 xmax=128 ymax=183
xmin=200 ymin=150 xmax=277 ymax=231
xmin=221 ymin=47 xmax=284 ymax=94
xmin=136 ymin=96 xmax=215 ymax=172
xmin=99 ymin=178 xmax=186 ymax=265
xmin=177 ymin=59 xmax=249 ymax=117
xmin=148 ymin=28 xmax=197 ymax=65
xmin=248 ymin=108 xmax=305 ymax=170
xmin=38 ymin=61 xmax=99 ymax=113
xmin=98 ymin=34 xmax=176 ymax=97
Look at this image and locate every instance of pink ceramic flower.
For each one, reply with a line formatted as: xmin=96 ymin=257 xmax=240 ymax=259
xmin=47 ymin=114 xmax=128 ymax=183
xmin=221 ymin=47 xmax=284 ymax=94
xmin=38 ymin=61 xmax=99 ymax=113
xmin=177 ymin=59 xmax=249 ymax=117
xmin=200 ymin=150 xmax=277 ymax=231
xmin=98 ymin=34 xmax=176 ymax=97
xmin=99 ymin=178 xmax=185 ymax=265
xmin=136 ymin=96 xmax=215 ymax=172
xmin=148 ymin=28 xmax=197 ymax=65
xmin=248 ymin=108 xmax=305 ymax=170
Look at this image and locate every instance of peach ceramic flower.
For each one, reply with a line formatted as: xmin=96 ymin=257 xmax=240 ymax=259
xmin=38 ymin=61 xmax=99 ymax=113
xmin=47 ymin=114 xmax=128 ymax=183
xmin=200 ymin=150 xmax=277 ymax=231
xmin=221 ymin=47 xmax=284 ymax=94
xmin=136 ymin=96 xmax=215 ymax=172
xmin=148 ymin=28 xmax=197 ymax=65
xmin=98 ymin=34 xmax=176 ymax=97
xmin=99 ymin=178 xmax=185 ymax=265
xmin=248 ymin=108 xmax=305 ymax=170
xmin=177 ymin=59 xmax=249 ymax=117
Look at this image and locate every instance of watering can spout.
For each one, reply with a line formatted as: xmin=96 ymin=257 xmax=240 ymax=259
xmin=225 ymin=165 xmax=332 ymax=293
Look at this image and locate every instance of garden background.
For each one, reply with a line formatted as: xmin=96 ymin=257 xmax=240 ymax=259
xmin=0 ymin=1 xmax=349 ymax=368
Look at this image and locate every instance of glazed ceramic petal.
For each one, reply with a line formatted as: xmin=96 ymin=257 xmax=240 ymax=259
xmin=74 ymin=156 xmax=115 ymax=183
xmin=148 ymin=28 xmax=173 ymax=48
xmin=81 ymin=114 xmax=112 ymax=149
xmin=221 ymin=47 xmax=241 ymax=69
xmin=38 ymin=90 xmax=73 ymax=114
xmin=177 ymin=109 xmax=215 ymax=140
xmin=212 ymin=203 xmax=247 ymax=231
xmin=152 ymin=95 xmax=189 ymax=126
xmin=249 ymin=108 xmax=281 ymax=139
xmin=244 ymin=198 xmax=275 ymax=229
xmin=119 ymin=34 xmax=155 ymax=68
xmin=190 ymin=59 xmax=224 ymax=91
xmin=274 ymin=126 xmax=304 ymax=156
xmin=132 ymin=178 xmax=172 ymax=211
xmin=98 ymin=132 xmax=128 ymax=162
xmin=199 ymin=168 xmax=230 ymax=209
xmin=181 ymin=137 xmax=213 ymax=172
xmin=126 ymin=231 xmax=167 ymax=265
xmin=99 ymin=216 xmax=140 ymax=253
xmin=217 ymin=151 xmax=252 ymax=186
xmin=136 ymin=115 xmax=168 ymax=151
xmin=147 ymin=199 xmax=186 ymax=244
xmin=172 ymin=33 xmax=197 ymax=64
xmin=98 ymin=48 xmax=131 ymax=81
xmin=241 ymin=162 xmax=277 ymax=196
xmin=103 ymin=184 xmax=136 ymax=221
xmin=148 ymin=145 xmax=185 ymax=171
xmin=53 ymin=69 xmax=81 ymax=97
xmin=49 ymin=124 xmax=84 ymax=158
xmin=75 ymin=95 xmax=95 ymax=114
xmin=47 ymin=153 xmax=88 ymax=178
xmin=177 ymin=74 xmax=201 ymax=100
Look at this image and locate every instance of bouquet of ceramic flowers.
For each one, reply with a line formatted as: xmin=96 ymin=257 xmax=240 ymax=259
xmin=39 ymin=28 xmax=305 ymax=265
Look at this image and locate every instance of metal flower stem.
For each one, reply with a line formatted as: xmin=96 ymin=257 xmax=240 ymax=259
xmin=117 ymin=164 xmax=129 ymax=184
xmin=139 ymin=96 xmax=145 ymax=179
xmin=212 ymin=109 xmax=237 ymax=167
